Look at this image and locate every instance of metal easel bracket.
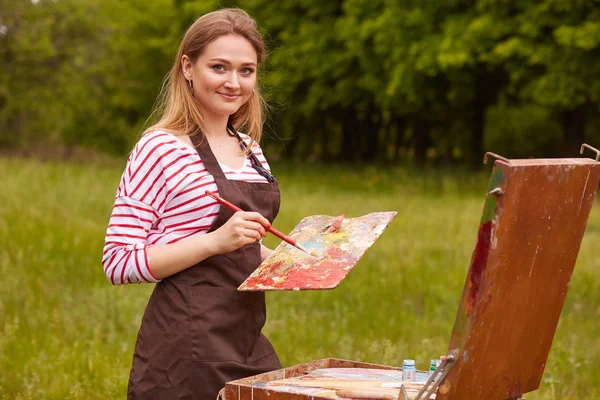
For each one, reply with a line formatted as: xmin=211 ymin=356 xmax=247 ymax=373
xmin=483 ymin=152 xmax=510 ymax=165
xmin=580 ymin=143 xmax=600 ymax=161
xmin=488 ymin=187 xmax=504 ymax=196
xmin=412 ymin=349 xmax=459 ymax=400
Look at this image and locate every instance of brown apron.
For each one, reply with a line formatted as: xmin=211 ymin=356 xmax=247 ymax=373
xmin=127 ymin=137 xmax=282 ymax=399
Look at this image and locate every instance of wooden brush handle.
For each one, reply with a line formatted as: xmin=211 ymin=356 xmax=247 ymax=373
xmin=336 ymin=388 xmax=417 ymax=400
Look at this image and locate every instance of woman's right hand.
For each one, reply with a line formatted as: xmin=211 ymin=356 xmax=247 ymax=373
xmin=211 ymin=211 xmax=271 ymax=254
xmin=146 ymin=211 xmax=271 ymax=280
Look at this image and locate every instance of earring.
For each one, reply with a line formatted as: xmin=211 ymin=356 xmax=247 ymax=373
xmin=188 ymin=79 xmax=194 ymax=97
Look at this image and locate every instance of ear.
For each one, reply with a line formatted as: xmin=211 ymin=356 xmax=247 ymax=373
xmin=181 ymin=55 xmax=193 ymax=80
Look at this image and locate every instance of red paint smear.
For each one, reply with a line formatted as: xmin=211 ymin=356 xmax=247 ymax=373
xmin=244 ymin=258 xmax=353 ymax=290
xmin=243 ymin=259 xmax=286 ymax=288
xmin=467 ymin=221 xmax=493 ymax=313
xmin=280 ymin=259 xmax=349 ymax=289
xmin=327 ymin=247 xmax=344 ymax=258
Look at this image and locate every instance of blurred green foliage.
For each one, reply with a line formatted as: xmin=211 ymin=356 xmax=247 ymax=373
xmin=1 ymin=0 xmax=599 ymax=164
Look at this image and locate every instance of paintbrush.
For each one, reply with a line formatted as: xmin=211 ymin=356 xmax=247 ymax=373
xmin=335 ymin=389 xmax=416 ymax=400
xmin=205 ymin=190 xmax=317 ymax=257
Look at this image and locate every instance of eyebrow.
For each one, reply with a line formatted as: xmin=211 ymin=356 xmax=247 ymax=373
xmin=209 ymin=58 xmax=257 ymax=67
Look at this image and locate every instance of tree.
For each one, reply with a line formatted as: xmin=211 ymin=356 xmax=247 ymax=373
xmin=485 ymin=0 xmax=600 ymax=156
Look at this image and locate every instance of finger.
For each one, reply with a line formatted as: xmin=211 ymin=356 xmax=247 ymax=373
xmin=243 ymin=212 xmax=271 ymax=229
xmin=230 ymin=211 xmax=245 ymax=223
xmin=230 ymin=212 xmax=256 ymax=228
xmin=241 ymin=228 xmax=263 ymax=242
xmin=243 ymin=221 xmax=267 ymax=238
xmin=327 ymin=214 xmax=345 ymax=233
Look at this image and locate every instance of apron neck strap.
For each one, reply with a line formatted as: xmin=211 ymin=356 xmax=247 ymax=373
xmin=189 ymin=126 xmax=275 ymax=183
xmin=227 ymin=122 xmax=274 ymax=183
xmin=190 ymin=132 xmax=226 ymax=180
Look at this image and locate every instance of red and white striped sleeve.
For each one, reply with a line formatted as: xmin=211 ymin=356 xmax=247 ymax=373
xmin=101 ymin=131 xmax=195 ymax=285
xmin=102 ymin=196 xmax=159 ymax=284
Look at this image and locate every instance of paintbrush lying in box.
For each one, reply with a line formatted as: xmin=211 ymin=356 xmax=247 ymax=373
xmin=205 ymin=190 xmax=318 ymax=257
xmin=266 ymin=377 xmax=423 ymax=399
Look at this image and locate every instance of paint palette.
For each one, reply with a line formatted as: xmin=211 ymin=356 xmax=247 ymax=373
xmin=238 ymin=212 xmax=397 ymax=291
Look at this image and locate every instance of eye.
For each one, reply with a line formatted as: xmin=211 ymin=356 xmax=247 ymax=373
xmin=240 ymin=68 xmax=255 ymax=75
xmin=212 ymin=64 xmax=225 ymax=72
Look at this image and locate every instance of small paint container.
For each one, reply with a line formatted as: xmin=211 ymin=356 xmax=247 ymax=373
xmin=429 ymin=359 xmax=438 ymax=376
xmin=402 ymin=359 xmax=416 ymax=382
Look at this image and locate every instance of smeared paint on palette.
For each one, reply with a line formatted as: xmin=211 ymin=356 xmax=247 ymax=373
xmin=255 ymin=368 xmax=434 ymax=399
xmin=239 ymin=212 xmax=397 ymax=291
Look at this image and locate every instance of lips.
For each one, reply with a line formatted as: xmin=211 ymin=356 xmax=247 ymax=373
xmin=218 ymin=93 xmax=240 ymax=100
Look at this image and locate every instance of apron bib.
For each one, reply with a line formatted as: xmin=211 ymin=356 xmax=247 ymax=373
xmin=127 ymin=136 xmax=282 ymax=399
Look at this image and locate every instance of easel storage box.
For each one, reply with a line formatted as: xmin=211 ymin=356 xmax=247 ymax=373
xmin=225 ymin=149 xmax=600 ymax=400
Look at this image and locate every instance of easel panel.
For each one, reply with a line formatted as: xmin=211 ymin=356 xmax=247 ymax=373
xmin=440 ymin=161 xmax=600 ymax=400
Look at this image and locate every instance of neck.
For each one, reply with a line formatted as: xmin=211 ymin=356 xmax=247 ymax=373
xmin=201 ymin=112 xmax=230 ymax=138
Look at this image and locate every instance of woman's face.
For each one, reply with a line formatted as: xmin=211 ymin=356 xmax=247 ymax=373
xmin=183 ymin=34 xmax=258 ymax=120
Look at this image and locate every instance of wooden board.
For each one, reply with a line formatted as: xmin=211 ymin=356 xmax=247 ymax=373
xmin=225 ymin=358 xmax=422 ymax=400
xmin=239 ymin=212 xmax=397 ymax=291
xmin=438 ymin=158 xmax=600 ymax=400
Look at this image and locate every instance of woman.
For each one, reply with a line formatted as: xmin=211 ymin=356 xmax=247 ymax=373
xmin=102 ymin=8 xmax=283 ymax=399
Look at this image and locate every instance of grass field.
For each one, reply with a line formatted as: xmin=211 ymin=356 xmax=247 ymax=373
xmin=1 ymin=156 xmax=599 ymax=399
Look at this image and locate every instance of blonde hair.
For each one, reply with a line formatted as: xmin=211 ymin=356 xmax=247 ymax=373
xmin=143 ymin=8 xmax=266 ymax=147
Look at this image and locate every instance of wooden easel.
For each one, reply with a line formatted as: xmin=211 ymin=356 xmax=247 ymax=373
xmin=224 ymin=144 xmax=600 ymax=400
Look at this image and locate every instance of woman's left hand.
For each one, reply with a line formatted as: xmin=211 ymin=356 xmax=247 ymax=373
xmin=260 ymin=245 xmax=273 ymax=261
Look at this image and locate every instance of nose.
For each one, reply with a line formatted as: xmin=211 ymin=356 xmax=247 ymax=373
xmin=223 ymin=73 xmax=240 ymax=90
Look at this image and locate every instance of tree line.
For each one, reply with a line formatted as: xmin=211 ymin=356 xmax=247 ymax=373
xmin=1 ymin=0 xmax=599 ymax=166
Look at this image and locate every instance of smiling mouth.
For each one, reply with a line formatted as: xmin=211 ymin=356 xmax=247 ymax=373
xmin=218 ymin=93 xmax=240 ymax=99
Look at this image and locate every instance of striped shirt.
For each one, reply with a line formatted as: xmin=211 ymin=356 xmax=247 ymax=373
xmin=102 ymin=130 xmax=272 ymax=285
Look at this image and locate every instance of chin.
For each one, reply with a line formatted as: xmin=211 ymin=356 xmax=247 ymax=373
xmin=205 ymin=105 xmax=239 ymax=117
xmin=222 ymin=105 xmax=243 ymax=115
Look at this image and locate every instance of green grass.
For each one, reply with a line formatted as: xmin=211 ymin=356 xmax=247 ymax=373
xmin=0 ymin=157 xmax=599 ymax=399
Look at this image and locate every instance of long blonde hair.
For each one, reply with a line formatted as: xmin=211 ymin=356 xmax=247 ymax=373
xmin=143 ymin=8 xmax=266 ymax=146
